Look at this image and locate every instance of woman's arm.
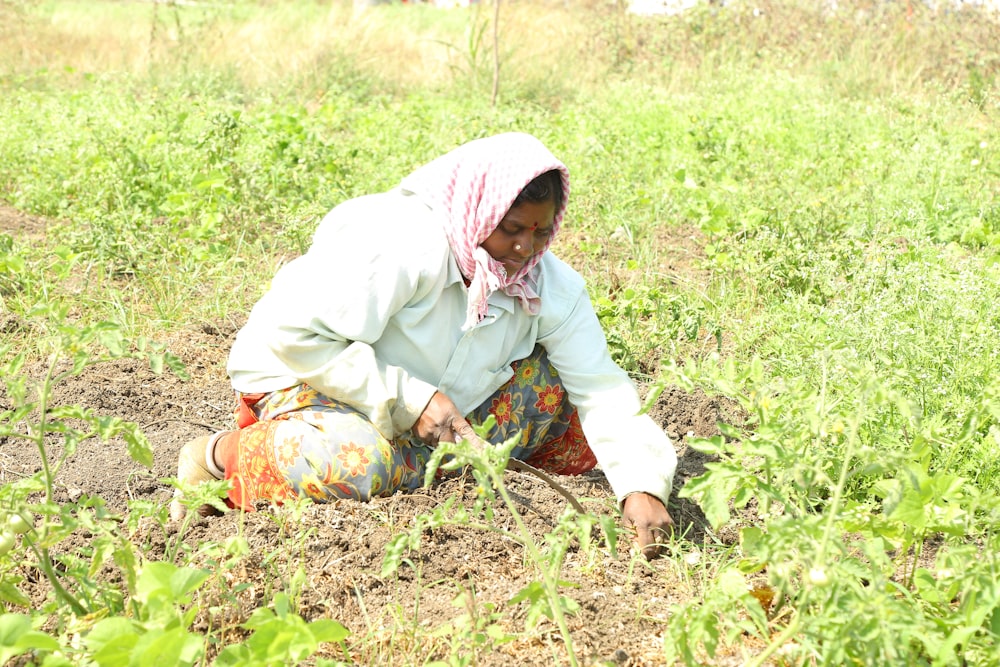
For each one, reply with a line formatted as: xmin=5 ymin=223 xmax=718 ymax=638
xmin=536 ymin=260 xmax=677 ymax=553
xmin=228 ymin=193 xmax=445 ymax=438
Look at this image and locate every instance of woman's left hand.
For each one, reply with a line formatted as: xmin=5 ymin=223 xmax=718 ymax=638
xmin=622 ymin=492 xmax=674 ymax=560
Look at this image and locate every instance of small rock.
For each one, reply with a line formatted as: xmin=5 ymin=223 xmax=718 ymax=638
xmin=611 ymin=648 xmax=629 ymax=664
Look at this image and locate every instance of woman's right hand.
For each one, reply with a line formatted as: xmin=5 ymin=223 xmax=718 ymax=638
xmin=414 ymin=391 xmax=477 ymax=446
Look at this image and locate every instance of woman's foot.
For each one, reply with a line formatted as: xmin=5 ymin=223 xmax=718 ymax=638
xmin=169 ymin=434 xmax=226 ymax=522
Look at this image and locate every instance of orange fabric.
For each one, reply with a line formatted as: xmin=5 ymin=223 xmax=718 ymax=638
xmin=227 ymin=392 xmax=277 ymax=510
xmin=523 ymin=409 xmax=596 ymax=475
xmin=217 ymin=423 xmax=294 ymax=511
xmin=211 ymin=430 xmax=253 ymax=511
xmin=220 ymin=344 xmax=597 ymax=511
xmin=235 ymin=392 xmax=266 ymax=429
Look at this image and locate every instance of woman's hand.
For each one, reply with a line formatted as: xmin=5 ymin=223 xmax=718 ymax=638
xmin=622 ymin=492 xmax=674 ymax=560
xmin=414 ymin=391 xmax=478 ymax=446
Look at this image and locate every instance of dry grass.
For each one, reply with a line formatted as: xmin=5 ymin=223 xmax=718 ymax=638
xmin=1 ymin=0 xmax=997 ymax=105
xmin=0 ymin=0 xmax=607 ymax=97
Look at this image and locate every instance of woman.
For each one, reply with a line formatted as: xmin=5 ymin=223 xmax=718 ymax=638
xmin=172 ymin=132 xmax=676 ymax=556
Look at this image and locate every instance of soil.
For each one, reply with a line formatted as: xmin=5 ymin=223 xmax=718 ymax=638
xmin=0 ymin=204 xmax=750 ymax=666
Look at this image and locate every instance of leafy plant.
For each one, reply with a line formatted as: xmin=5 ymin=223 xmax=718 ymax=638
xmin=0 ymin=613 xmax=60 ymax=666
xmin=381 ymin=419 xmax=618 ymax=667
xmin=0 ymin=303 xmax=186 ymax=618
xmin=215 ymin=592 xmax=349 ymax=667
xmin=659 ymin=348 xmax=1000 ymax=664
xmin=426 ymin=585 xmax=515 ymax=667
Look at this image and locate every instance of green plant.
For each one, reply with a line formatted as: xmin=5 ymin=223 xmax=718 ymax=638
xmin=0 ymin=613 xmax=61 ymax=666
xmin=426 ymin=585 xmax=515 ymax=667
xmin=658 ymin=347 xmax=1000 ymax=664
xmin=215 ymin=592 xmax=350 ymax=667
xmin=382 ymin=420 xmax=618 ymax=667
xmin=0 ymin=303 xmax=186 ymax=619
xmin=595 ymin=281 xmax=719 ymax=373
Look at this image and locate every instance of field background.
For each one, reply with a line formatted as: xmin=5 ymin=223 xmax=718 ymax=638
xmin=1 ymin=0 xmax=999 ymax=665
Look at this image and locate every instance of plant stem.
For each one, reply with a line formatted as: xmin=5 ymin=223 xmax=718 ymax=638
xmin=816 ymin=388 xmax=863 ymax=567
xmin=26 ymin=358 xmax=89 ymax=617
xmin=745 ymin=615 xmax=801 ymax=667
xmin=491 ymin=468 xmax=578 ymax=667
xmin=490 ymin=0 xmax=500 ymax=107
xmin=35 ymin=360 xmax=57 ymax=505
xmin=508 ymin=460 xmax=584 ymax=513
xmin=37 ymin=546 xmax=89 ymax=617
xmin=752 ymin=355 xmax=860 ymax=664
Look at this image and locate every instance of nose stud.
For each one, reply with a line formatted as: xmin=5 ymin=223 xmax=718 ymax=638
xmin=514 ymin=244 xmax=522 ymax=251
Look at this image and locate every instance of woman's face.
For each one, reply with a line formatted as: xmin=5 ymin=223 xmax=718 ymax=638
xmin=481 ymin=199 xmax=556 ymax=277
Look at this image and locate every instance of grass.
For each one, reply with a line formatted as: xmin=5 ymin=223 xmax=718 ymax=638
xmin=1 ymin=0 xmax=1000 ymax=664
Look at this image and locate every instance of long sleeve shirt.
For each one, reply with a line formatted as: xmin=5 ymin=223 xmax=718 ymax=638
xmin=227 ymin=187 xmax=677 ymax=507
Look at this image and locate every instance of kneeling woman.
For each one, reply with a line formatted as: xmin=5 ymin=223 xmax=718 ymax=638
xmin=172 ymin=133 xmax=677 ymax=556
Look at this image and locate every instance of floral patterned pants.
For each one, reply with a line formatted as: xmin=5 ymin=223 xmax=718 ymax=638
xmin=216 ymin=345 xmax=597 ymax=510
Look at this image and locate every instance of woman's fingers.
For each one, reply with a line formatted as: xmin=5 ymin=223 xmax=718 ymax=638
xmin=450 ymin=417 xmax=486 ymax=447
xmin=622 ymin=492 xmax=674 ymax=560
xmin=415 ymin=391 xmax=461 ymax=445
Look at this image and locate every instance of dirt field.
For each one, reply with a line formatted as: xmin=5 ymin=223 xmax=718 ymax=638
xmin=0 ymin=205 xmax=747 ymax=665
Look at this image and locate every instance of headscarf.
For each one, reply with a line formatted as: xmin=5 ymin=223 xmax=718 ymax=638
xmin=400 ymin=132 xmax=570 ymax=331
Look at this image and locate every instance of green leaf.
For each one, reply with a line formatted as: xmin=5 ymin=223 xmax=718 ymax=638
xmin=913 ymin=569 xmax=941 ymax=604
xmin=308 ymin=618 xmax=350 ymax=644
xmin=508 ymin=581 xmax=545 ymax=606
xmin=688 ymin=435 xmax=727 ymax=456
xmin=738 ymin=526 xmax=763 ymax=557
xmin=163 ymin=351 xmax=189 ymax=380
xmin=135 ymin=562 xmax=211 ymax=607
xmin=0 ymin=614 xmax=31 ymax=649
xmin=148 ymin=353 xmax=164 ymax=375
xmin=679 ymin=464 xmax=739 ymax=529
xmin=0 ymin=614 xmax=61 ymax=665
xmin=599 ymin=514 xmax=619 ymax=557
xmin=0 ymin=407 xmax=34 ymax=436
xmin=123 ymin=430 xmax=154 ymax=469
xmin=716 ymin=568 xmax=747 ymax=598
xmin=95 ymin=414 xmax=124 ymax=440
xmin=0 ymin=580 xmax=32 ymax=608
xmin=886 ymin=487 xmax=927 ymax=532
xmin=88 ymin=535 xmax=117 ymax=579
xmin=87 ymin=618 xmax=139 ymax=667
xmin=131 ymin=627 xmax=204 ymax=667
xmin=717 ymin=422 xmax=743 ymax=440
xmin=86 ymin=617 xmax=138 ymax=651
xmin=97 ymin=327 xmax=125 ymax=356
xmin=214 ymin=644 xmax=254 ymax=666
xmin=381 ymin=533 xmax=410 ymax=577
xmin=243 ymin=610 xmax=317 ymax=663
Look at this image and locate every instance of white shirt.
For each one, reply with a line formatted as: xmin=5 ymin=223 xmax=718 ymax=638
xmin=228 ymin=188 xmax=677 ymax=506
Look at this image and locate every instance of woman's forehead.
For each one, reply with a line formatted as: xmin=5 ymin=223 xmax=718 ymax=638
xmin=503 ymin=200 xmax=556 ymax=227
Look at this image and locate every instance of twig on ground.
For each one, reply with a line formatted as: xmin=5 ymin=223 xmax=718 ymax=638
xmin=507 ymin=459 xmax=586 ymax=514
xmin=461 ymin=432 xmax=586 ymax=514
xmin=140 ymin=418 xmax=226 ymax=433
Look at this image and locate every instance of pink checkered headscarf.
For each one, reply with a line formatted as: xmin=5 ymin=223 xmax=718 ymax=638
xmin=400 ymin=133 xmax=570 ymax=330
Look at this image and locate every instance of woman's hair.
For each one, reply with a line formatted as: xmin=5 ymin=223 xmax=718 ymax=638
xmin=513 ymin=169 xmax=564 ymax=212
